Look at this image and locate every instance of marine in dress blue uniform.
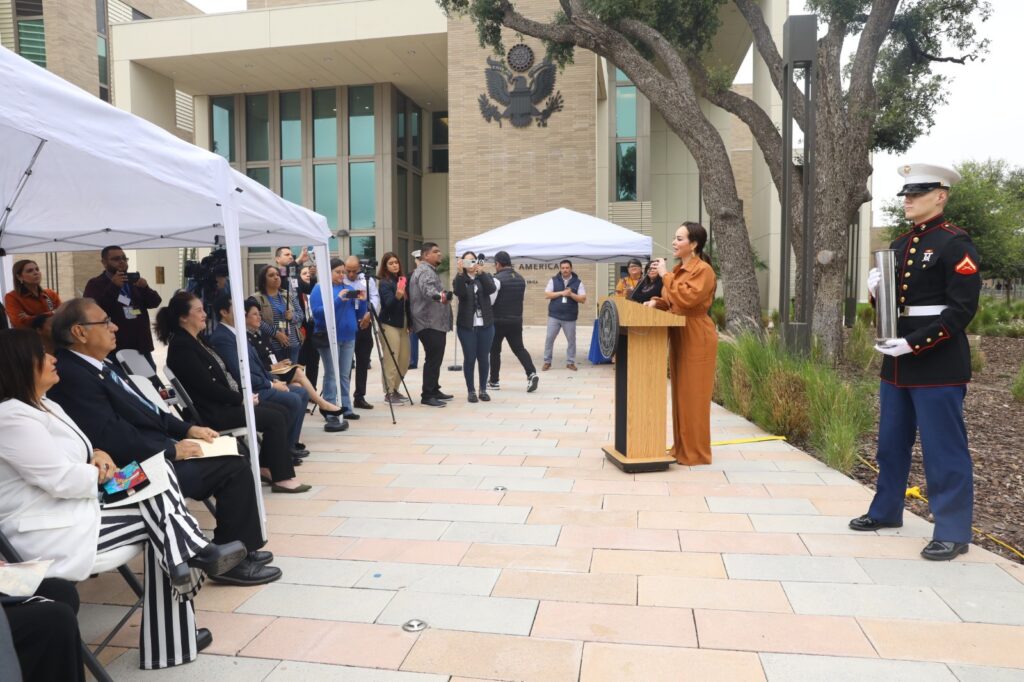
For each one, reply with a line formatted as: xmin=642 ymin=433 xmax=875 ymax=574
xmin=850 ymin=163 xmax=982 ymax=561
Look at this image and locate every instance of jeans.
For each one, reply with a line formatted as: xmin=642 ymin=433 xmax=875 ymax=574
xmin=318 ymin=339 xmax=355 ymax=413
xmin=544 ymin=317 xmax=577 ymax=364
xmin=457 ymin=324 xmax=495 ymax=392
xmin=409 ymin=330 xmax=420 ymax=368
xmin=418 ymin=328 xmax=447 ymax=399
xmin=263 ymin=384 xmax=308 ymax=446
xmin=489 ymin=322 xmax=536 ymax=382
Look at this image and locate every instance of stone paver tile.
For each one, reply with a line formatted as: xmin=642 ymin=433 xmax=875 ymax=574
xmin=302 ymin=473 xmax=397 ymax=487
xmin=727 ymin=472 xmax=834 ymax=485
xmin=601 ymin=494 xmax=708 ymax=512
xmin=949 ymin=663 xmax=1024 ymax=681
xmin=299 ymin=461 xmax=382 ymax=474
xmin=572 ymin=480 xmax=669 ymax=495
xmin=441 ymin=521 xmax=561 ymax=546
xmin=499 ymin=491 xmax=604 ymax=509
xmin=339 ymin=538 xmax=470 ymax=565
xmin=807 ymin=498 xmax=873 ymax=516
xmin=388 ymin=474 xmax=484 ymax=489
xmin=759 ymin=653 xmax=957 ymax=681
xmin=699 ymin=460 xmax=782 ymax=472
xmin=532 ymin=601 xmax=696 ymax=647
xmin=236 ymin=583 xmax=394 ymax=622
xmin=105 ymin=652 xmax=277 ymax=680
xmin=493 ymin=569 xmax=636 ymax=605
xmin=420 ymin=503 xmax=530 ymax=523
xmin=376 ymin=463 xmax=465 ymax=476
xmin=265 ymin=533 xmax=356 ymax=559
xmin=639 ymin=511 xmax=753 ymax=532
xmin=774 ymin=460 xmax=834 ymax=473
xmin=331 ymin=518 xmax=451 ymax=541
xmin=525 ymin=455 xmax=603 ymax=469
xmin=403 ymin=488 xmax=505 ymax=505
xmin=193 ymin=583 xmax=266 ymax=613
xmin=460 ymin=544 xmax=593 ymax=572
xmin=678 ymin=530 xmax=808 ymax=555
xmin=801 ymin=533 xmax=1002 ymax=562
xmin=724 ymin=554 xmax=872 ymax=583
xmin=401 ymin=629 xmax=582 ymax=682
xmin=666 ymin=482 xmax=771 ymax=498
xmin=378 ymin=591 xmax=538 ymax=635
xmin=579 ymin=642 xmax=766 ymax=682
xmin=615 ymin=469 xmax=730 ymax=483
xmin=784 ymin=582 xmax=959 ymax=621
xmin=191 ymin=610 xmax=275 ymax=655
xmin=321 ymin=501 xmax=430 ymax=519
xmin=458 ymin=464 xmax=548 ymax=478
xmin=765 ymin=484 xmax=872 ymax=500
xmin=79 ymin=604 xmax=139 ymax=647
xmin=354 ymin=562 xmax=500 ymax=595
xmin=265 ymin=661 xmax=447 ymax=681
xmin=499 ymin=446 xmax=582 ymax=458
xmin=935 ymin=587 xmax=1024 ymax=625
xmin=860 ymin=618 xmax=1024 ymax=668
xmin=528 ymin=507 xmax=637 ymax=528
xmin=751 ymin=513 xmax=930 ymax=536
xmin=639 ymin=576 xmax=792 ymax=613
xmin=240 ymin=617 xmax=417 ymax=669
xmin=267 ymin=514 xmax=346 ymax=535
xmin=544 ymin=467 xmax=631 ymax=481
xmin=558 ymin=525 xmax=679 ymax=551
xmin=444 ymin=455 xmax=529 ymax=466
xmin=1002 ymin=562 xmax=1024 ymax=586
xmin=858 ymin=558 xmax=1024 ymax=590
xmin=696 ymin=609 xmax=876 ymax=657
xmin=271 ymin=557 xmax=374 ymax=588
xmin=478 ymin=476 xmax=574 ymax=492
xmin=817 ymin=471 xmax=861 ymax=485
xmin=77 ymin=571 xmax=138 ymax=606
xmin=313 ymin=486 xmax=410 ymax=502
xmin=591 ymin=549 xmax=726 ymax=578
xmin=262 ymin=499 xmax=339 ymax=516
xmin=707 ymin=496 xmax=819 ymax=515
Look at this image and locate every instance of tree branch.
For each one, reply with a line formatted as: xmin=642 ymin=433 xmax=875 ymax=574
xmin=732 ymin=0 xmax=805 ymax=124
xmin=847 ymin=0 xmax=900 ymax=109
xmin=615 ymin=18 xmax=690 ymax=88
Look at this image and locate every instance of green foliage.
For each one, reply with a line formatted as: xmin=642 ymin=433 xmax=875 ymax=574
xmin=970 ymin=344 xmax=986 ymax=373
xmin=1012 ymin=361 xmax=1024 ymax=402
xmin=967 ymin=297 xmax=1024 ymax=338
xmin=709 ymin=297 xmax=726 ymax=331
xmin=845 ymin=312 xmax=878 ymax=372
xmin=715 ymin=332 xmax=874 ymax=473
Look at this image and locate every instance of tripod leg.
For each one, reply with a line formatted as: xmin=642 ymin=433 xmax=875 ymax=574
xmin=368 ymin=313 xmax=397 ymax=424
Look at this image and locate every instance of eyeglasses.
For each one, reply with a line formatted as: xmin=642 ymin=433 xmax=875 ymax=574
xmin=77 ymin=317 xmax=113 ymax=328
xmin=107 ymin=255 xmax=129 ymax=262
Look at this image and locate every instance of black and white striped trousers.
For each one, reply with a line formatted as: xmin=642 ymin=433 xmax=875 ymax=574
xmin=95 ymin=462 xmax=209 ymax=670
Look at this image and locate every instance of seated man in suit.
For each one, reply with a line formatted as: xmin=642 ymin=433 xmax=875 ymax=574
xmin=45 ymin=297 xmax=281 ymax=586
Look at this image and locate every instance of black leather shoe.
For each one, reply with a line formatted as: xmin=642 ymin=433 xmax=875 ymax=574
xmin=343 ymin=411 xmax=361 ymax=420
xmin=434 ymin=391 xmax=453 ymax=401
xmin=186 ymin=540 xmax=247 ymax=579
xmin=208 ymin=559 xmax=283 ymax=586
xmin=848 ymin=514 xmax=903 ymax=531
xmin=354 ymin=397 xmax=374 ymax=410
xmin=292 ymin=456 xmax=304 ymax=466
xmin=197 ymin=627 xmax=213 ymax=652
xmin=324 ymin=419 xmax=349 ymax=432
xmin=921 ymin=540 xmax=969 ymax=561
xmin=294 ymin=442 xmax=306 ymax=450
xmin=290 ymin=448 xmax=309 ymax=458
xmin=421 ymin=397 xmax=446 ymax=407
xmin=248 ymin=550 xmax=273 ymax=566
xmin=467 ymin=391 xmax=478 ymax=403
xmin=478 ymin=391 xmax=491 ymax=402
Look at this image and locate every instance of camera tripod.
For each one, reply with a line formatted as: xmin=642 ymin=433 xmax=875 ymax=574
xmin=358 ymin=271 xmax=414 ymax=425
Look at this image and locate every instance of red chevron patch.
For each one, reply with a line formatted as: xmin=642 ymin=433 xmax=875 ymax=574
xmin=955 ymin=254 xmax=978 ymax=275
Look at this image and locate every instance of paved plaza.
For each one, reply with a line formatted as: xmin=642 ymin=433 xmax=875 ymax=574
xmin=79 ymin=326 xmax=1024 ymax=681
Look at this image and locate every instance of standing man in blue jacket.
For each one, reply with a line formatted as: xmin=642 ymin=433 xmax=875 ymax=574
xmin=542 ymin=259 xmax=586 ymax=371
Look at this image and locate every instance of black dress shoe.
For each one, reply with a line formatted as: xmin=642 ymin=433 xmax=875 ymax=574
xmin=478 ymin=391 xmax=491 ymax=402
xmin=208 ymin=559 xmax=283 ymax=586
xmin=421 ymin=397 xmax=446 ymax=407
xmin=434 ymin=391 xmax=453 ymax=401
xmin=342 ymin=411 xmax=361 ymax=420
xmin=290 ymin=448 xmax=309 ymax=458
xmin=848 ymin=514 xmax=903 ymax=531
xmin=921 ymin=540 xmax=969 ymax=561
xmin=324 ymin=418 xmax=349 ymax=432
xmin=197 ymin=627 xmax=213 ymax=652
xmin=354 ymin=397 xmax=374 ymax=410
xmin=292 ymin=456 xmax=304 ymax=466
xmin=294 ymin=442 xmax=306 ymax=450
xmin=185 ymin=540 xmax=247 ymax=579
xmin=467 ymin=391 xmax=478 ymax=403
xmin=248 ymin=550 xmax=273 ymax=566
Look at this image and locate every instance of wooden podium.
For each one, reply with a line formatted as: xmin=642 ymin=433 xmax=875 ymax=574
xmin=600 ymin=296 xmax=685 ymax=473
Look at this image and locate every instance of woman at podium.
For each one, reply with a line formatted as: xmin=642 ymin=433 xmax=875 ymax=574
xmin=646 ymin=222 xmax=718 ymax=465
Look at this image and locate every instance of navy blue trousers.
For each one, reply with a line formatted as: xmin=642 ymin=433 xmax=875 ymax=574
xmin=868 ymin=381 xmax=974 ymax=543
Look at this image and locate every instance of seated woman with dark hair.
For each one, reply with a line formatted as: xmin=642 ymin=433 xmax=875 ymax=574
xmin=155 ymin=292 xmax=310 ymax=493
xmin=0 ymin=328 xmax=247 ymax=670
xmin=629 ymin=261 xmax=664 ymax=304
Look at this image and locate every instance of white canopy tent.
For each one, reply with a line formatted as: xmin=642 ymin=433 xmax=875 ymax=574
xmin=454 ymin=207 xmax=653 ymax=263
xmin=0 ymin=46 xmax=343 ymax=537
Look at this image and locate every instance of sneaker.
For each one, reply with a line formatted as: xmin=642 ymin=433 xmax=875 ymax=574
xmin=324 ymin=418 xmax=349 ymax=433
xmin=421 ymin=397 xmax=446 ymax=407
xmin=567 ymin=363 xmax=577 ymax=371
xmin=487 ymin=381 xmax=500 ymax=390
xmin=527 ymin=373 xmax=539 ymax=392
xmin=385 ymin=392 xmax=406 ymax=404
xmin=542 ymin=363 xmax=551 ymax=371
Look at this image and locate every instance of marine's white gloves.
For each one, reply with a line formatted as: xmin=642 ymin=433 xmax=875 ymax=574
xmin=874 ymin=338 xmax=912 ymax=357
xmin=867 ymin=267 xmax=881 ymax=299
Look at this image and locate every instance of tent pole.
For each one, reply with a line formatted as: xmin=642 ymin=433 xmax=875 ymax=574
xmin=314 ymin=244 xmax=342 ymax=411
xmin=0 ymin=138 xmax=45 ymax=242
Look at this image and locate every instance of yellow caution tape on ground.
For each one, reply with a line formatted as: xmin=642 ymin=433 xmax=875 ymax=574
xmin=709 ymin=436 xmax=788 ymax=446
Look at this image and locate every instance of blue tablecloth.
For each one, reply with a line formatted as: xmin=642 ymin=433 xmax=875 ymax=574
xmin=588 ymin=319 xmax=612 ymax=364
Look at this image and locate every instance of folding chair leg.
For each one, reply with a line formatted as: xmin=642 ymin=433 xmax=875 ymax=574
xmin=203 ymin=498 xmax=218 ymax=516
xmin=117 ymin=564 xmax=144 ymax=598
xmin=82 ymin=641 xmax=114 ymax=682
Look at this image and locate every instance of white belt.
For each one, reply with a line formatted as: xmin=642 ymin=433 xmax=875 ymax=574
xmin=901 ymin=305 xmax=947 ymax=317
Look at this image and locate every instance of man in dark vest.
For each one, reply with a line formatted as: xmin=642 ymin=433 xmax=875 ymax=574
xmin=487 ymin=251 xmax=539 ymax=392
xmin=543 ymin=259 xmax=586 ymax=371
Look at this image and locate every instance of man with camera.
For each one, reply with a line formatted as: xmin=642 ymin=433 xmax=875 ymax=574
xmin=83 ymin=245 xmax=162 ymax=367
xmin=488 ymin=251 xmax=539 ymax=392
xmin=409 ymin=242 xmax=453 ymax=407
xmin=343 ymin=256 xmax=380 ymax=412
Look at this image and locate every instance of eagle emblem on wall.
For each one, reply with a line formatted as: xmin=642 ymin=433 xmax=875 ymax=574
xmin=479 ymin=44 xmax=564 ymax=128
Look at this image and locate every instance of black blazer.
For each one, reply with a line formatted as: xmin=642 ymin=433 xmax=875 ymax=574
xmin=378 ymin=277 xmax=409 ymax=329
xmin=453 ymin=272 xmax=496 ymax=329
xmin=47 ymin=349 xmax=192 ymax=469
xmin=166 ymin=332 xmax=244 ymax=429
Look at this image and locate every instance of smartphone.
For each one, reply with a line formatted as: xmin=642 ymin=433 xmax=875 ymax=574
xmin=126 ymin=272 xmax=141 ymax=283
xmin=101 ymin=461 xmax=150 ymax=503
xmin=397 ymin=276 xmax=407 ymax=289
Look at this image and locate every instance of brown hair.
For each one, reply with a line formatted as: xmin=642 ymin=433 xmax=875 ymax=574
xmin=154 ymin=291 xmax=199 ymax=344
xmin=0 ymin=328 xmax=47 ymax=407
xmin=682 ymin=222 xmax=711 ymax=264
xmin=377 ymin=252 xmax=404 ymax=281
xmin=12 ymin=259 xmax=38 ymax=295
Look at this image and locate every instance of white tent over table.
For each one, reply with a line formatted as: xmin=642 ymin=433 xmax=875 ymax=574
xmin=0 ymin=45 xmax=344 ymax=537
xmin=454 ymin=207 xmax=652 ymax=263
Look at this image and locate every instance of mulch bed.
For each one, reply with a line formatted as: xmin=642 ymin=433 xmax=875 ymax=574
xmin=847 ymin=336 xmax=1024 ymax=564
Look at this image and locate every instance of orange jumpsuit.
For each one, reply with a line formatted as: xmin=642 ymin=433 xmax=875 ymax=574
xmin=654 ymin=258 xmax=718 ymax=465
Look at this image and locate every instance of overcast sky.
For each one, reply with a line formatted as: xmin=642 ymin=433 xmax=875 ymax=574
xmin=188 ymin=0 xmax=1022 ymax=225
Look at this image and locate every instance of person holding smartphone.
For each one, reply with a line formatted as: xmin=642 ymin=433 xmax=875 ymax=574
xmin=376 ymin=253 xmax=411 ymax=404
xmin=453 ymin=252 xmax=498 ymax=403
xmin=309 ymin=258 xmax=359 ymax=431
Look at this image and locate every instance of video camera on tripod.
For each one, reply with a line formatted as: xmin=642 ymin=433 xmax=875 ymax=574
xmin=184 ymin=247 xmax=229 ymax=301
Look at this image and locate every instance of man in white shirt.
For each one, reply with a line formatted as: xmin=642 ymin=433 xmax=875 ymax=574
xmin=343 ymin=256 xmax=381 ymax=410
xmin=543 ymin=259 xmax=586 ymax=371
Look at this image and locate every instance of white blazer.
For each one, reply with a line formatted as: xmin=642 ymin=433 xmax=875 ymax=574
xmin=0 ymin=397 xmax=102 ymax=581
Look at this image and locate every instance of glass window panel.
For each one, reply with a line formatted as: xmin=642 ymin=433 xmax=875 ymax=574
xmin=616 ymin=85 xmax=637 ymax=138
xmin=615 ymin=67 xmax=629 ymax=83
xmin=616 ymin=142 xmax=637 ymax=201
xmin=398 ymin=238 xmax=409 ymax=274
xmin=95 ymin=0 xmax=107 ymax=33
xmin=410 ymin=107 xmax=421 ymax=168
xmin=211 ymin=96 xmax=235 ymax=162
xmin=312 ymin=89 xmax=337 ymax=158
xmin=97 ymin=36 xmax=108 ymax=87
xmin=395 ymin=92 xmax=406 ymax=160
xmin=245 ymin=94 xmax=270 ymax=162
xmin=16 ymin=19 xmax=46 ymax=68
xmin=314 ymin=164 xmax=338 ymax=229
xmin=412 ymin=173 xmax=422 ymax=236
xmin=246 ymin=167 xmax=270 ymax=188
xmin=350 ymin=236 xmax=376 ymax=261
xmin=15 ymin=0 xmax=43 ymax=16
xmin=279 ymin=92 xmax=302 ymax=160
xmin=349 ymin=161 xmax=375 ymax=229
xmin=396 ymin=166 xmax=408 ymax=231
xmin=348 ymin=86 xmax=375 ymax=156
xmin=431 ymin=111 xmax=449 ymax=145
xmin=281 ymin=165 xmax=302 ymax=205
xmin=431 ymin=148 xmax=448 ymax=173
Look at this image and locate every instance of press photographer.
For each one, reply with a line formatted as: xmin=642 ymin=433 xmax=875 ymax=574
xmin=342 ymin=256 xmax=380 ymax=411
xmin=409 ymin=242 xmax=453 ymax=407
